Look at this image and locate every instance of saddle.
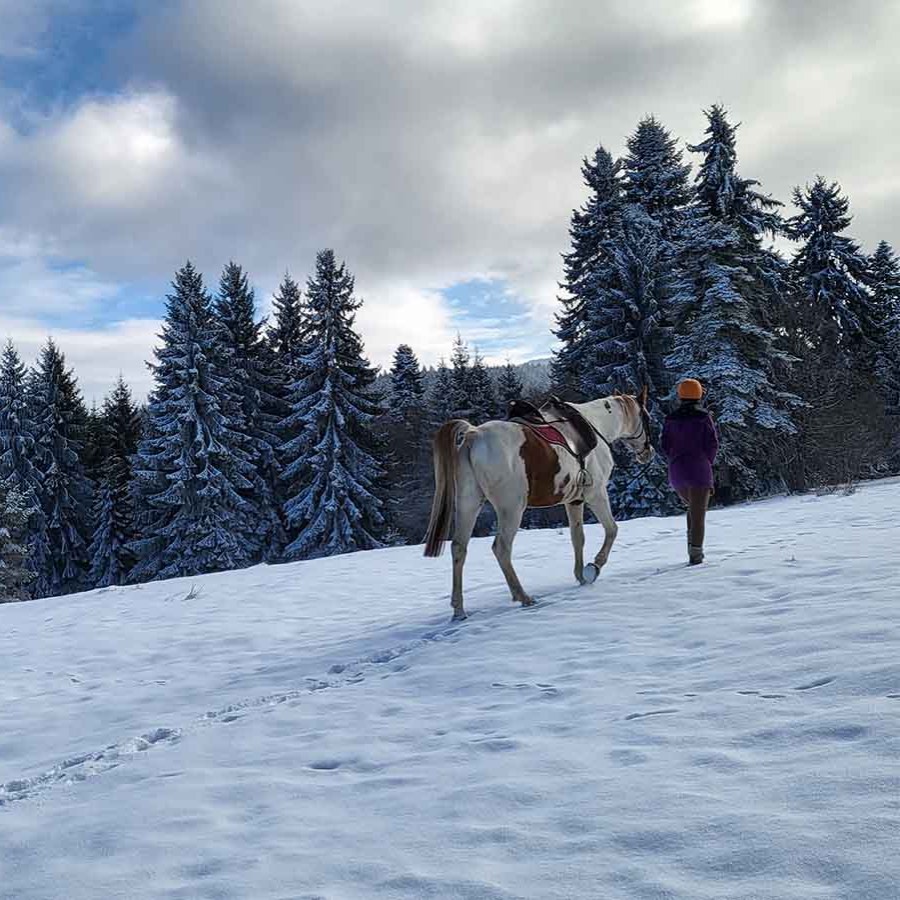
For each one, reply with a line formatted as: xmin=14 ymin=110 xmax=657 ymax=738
xmin=507 ymin=396 xmax=599 ymax=465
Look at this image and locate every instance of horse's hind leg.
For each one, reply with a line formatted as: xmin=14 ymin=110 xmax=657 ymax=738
xmin=451 ymin=481 xmax=483 ymax=621
xmin=492 ymin=499 xmax=532 ymax=606
xmin=586 ymin=487 xmax=619 ymax=572
xmin=566 ymin=501 xmax=586 ymax=584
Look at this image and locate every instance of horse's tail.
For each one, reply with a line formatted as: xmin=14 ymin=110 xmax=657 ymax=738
xmin=423 ymin=419 xmax=474 ymax=558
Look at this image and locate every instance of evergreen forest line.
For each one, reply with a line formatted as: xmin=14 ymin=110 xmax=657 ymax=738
xmin=1 ymin=105 xmax=897 ymax=601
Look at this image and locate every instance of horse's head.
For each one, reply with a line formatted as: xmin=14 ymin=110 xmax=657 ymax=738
xmin=622 ymin=386 xmax=654 ymax=464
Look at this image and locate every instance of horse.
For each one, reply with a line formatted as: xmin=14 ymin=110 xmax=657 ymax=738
xmin=423 ymin=389 xmax=654 ymax=620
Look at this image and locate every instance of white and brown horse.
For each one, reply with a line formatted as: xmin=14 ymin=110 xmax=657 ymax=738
xmin=423 ymin=390 xmax=654 ymax=619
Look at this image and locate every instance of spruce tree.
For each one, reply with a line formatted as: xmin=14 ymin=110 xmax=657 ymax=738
xmin=0 ymin=484 xmax=35 ymax=601
xmin=787 ymin=177 xmax=873 ymax=363
xmin=468 ymin=349 xmax=495 ymax=424
xmin=384 ymin=344 xmax=430 ymax=543
xmin=269 ymin=272 xmax=306 ymax=378
xmin=497 ymin=359 xmax=525 ymax=416
xmin=428 ymin=358 xmax=455 ymax=427
xmin=667 ymin=106 xmax=800 ymax=499
xmin=389 ymin=344 xmax=426 ymax=426
xmin=130 ymin=262 xmax=255 ymax=582
xmin=280 ymin=250 xmax=386 ymax=558
xmin=88 ymin=376 xmax=141 ymax=587
xmin=623 ymin=116 xmax=692 ymax=242
xmin=0 ymin=341 xmax=42 ymax=511
xmin=214 ymin=262 xmax=286 ymax=560
xmin=668 ymin=208 xmax=799 ymax=498
xmin=553 ymin=146 xmax=623 ymax=397
xmin=689 ymin=105 xmax=782 ymax=240
xmin=580 ymin=204 xmax=672 ymax=400
xmin=29 ymin=339 xmax=93 ymax=596
xmin=449 ymin=334 xmax=472 ymax=419
xmin=869 ymin=241 xmax=900 ymax=414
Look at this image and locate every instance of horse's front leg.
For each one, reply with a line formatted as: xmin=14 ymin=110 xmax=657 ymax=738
xmin=565 ymin=501 xmax=586 ymax=584
xmin=492 ymin=500 xmax=533 ymax=606
xmin=586 ymin=487 xmax=618 ymax=572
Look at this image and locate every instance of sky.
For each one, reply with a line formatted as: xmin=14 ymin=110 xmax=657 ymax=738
xmin=0 ymin=0 xmax=898 ymax=402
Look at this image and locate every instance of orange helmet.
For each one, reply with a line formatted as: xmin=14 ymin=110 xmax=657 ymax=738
xmin=677 ymin=378 xmax=703 ymax=401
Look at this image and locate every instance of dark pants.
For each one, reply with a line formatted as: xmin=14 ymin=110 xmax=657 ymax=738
xmin=677 ymin=487 xmax=711 ymax=550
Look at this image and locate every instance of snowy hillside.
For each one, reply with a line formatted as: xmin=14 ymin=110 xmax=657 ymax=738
xmin=2 ymin=480 xmax=899 ymax=900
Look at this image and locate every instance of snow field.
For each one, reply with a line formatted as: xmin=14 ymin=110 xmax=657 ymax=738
xmin=1 ymin=480 xmax=899 ymax=899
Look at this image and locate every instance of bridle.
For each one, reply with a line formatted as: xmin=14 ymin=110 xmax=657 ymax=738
xmin=590 ymin=396 xmax=653 ymax=456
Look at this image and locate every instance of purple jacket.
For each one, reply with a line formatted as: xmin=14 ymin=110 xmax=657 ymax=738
xmin=661 ymin=407 xmax=719 ymax=491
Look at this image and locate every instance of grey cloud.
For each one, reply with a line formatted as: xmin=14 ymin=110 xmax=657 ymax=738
xmin=0 ymin=0 xmax=898 ymax=377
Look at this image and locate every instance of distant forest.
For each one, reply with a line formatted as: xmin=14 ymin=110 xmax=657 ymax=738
xmin=0 ymin=104 xmax=897 ymax=601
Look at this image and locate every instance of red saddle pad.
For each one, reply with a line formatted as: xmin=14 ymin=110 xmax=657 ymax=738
xmin=529 ymin=423 xmax=568 ymax=448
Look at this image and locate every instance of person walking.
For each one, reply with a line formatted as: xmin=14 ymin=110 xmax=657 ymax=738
xmin=661 ymin=379 xmax=719 ymax=565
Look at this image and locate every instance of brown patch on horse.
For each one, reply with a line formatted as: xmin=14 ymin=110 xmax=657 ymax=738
xmin=519 ymin=427 xmax=563 ymax=507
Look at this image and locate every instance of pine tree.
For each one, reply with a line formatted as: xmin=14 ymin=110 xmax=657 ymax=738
xmin=0 ymin=341 xmax=42 ymax=511
xmin=468 ymin=349 xmax=495 ymax=424
xmin=214 ymin=262 xmax=286 ymax=560
xmin=389 ymin=344 xmax=426 ymax=427
xmin=553 ymin=146 xmax=623 ymax=397
xmin=82 ymin=402 xmax=108 ymax=484
xmin=497 ymin=359 xmax=525 ymax=416
xmin=0 ymin=484 xmax=35 ymax=601
xmin=689 ymin=105 xmax=782 ymax=240
xmin=869 ymin=241 xmax=900 ymax=414
xmin=580 ymin=204 xmax=672 ymax=400
xmin=449 ymin=334 xmax=472 ymax=419
xmin=666 ymin=106 xmax=800 ymax=499
xmin=130 ymin=262 xmax=255 ymax=582
xmin=623 ymin=116 xmax=692 ymax=242
xmin=269 ymin=272 xmax=306 ymax=378
xmin=668 ymin=209 xmax=799 ymax=497
xmin=280 ymin=250 xmax=386 ymax=559
xmin=384 ymin=344 xmax=430 ymax=543
xmin=428 ymin=358 xmax=455 ymax=427
xmin=575 ymin=205 xmax=678 ymax=518
xmin=29 ymin=339 xmax=93 ymax=596
xmin=787 ymin=177 xmax=873 ymax=363
xmin=88 ymin=377 xmax=141 ymax=587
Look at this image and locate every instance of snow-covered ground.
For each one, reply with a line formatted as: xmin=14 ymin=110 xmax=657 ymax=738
xmin=2 ymin=480 xmax=899 ymax=900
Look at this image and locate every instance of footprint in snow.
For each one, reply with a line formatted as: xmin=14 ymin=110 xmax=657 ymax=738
xmin=625 ymin=708 xmax=679 ymax=721
xmin=794 ymin=676 xmax=835 ymax=691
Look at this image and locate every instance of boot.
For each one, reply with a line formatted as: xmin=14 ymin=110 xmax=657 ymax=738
xmin=689 ymin=545 xmax=704 ymax=566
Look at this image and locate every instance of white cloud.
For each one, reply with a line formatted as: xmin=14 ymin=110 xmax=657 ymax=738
xmin=0 ymin=315 xmax=159 ymax=403
xmin=0 ymin=0 xmax=899 ymax=393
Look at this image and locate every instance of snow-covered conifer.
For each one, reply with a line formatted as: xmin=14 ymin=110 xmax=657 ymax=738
xmin=553 ymin=146 xmax=622 ymax=397
xmin=88 ymin=376 xmax=140 ymax=587
xmin=496 ymin=360 xmax=525 ymax=416
xmin=0 ymin=484 xmax=35 ymax=601
xmin=428 ymin=358 xmax=455 ymax=427
xmin=280 ymin=250 xmax=386 ymax=559
xmin=468 ymin=350 xmax=495 ymax=424
xmin=214 ymin=262 xmax=286 ymax=560
xmin=787 ymin=177 xmax=873 ymax=364
xmin=130 ymin=262 xmax=255 ymax=582
xmin=29 ymin=339 xmax=93 ymax=596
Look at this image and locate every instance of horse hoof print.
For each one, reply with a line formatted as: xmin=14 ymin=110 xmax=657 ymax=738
xmin=583 ymin=563 xmax=599 ymax=584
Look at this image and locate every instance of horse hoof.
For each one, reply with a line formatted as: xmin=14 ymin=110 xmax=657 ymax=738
xmin=520 ymin=596 xmax=536 ymax=607
xmin=583 ymin=563 xmax=600 ymax=584
xmin=451 ymin=611 xmax=467 ymax=621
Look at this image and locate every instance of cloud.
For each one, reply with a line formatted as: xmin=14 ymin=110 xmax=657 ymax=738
xmin=0 ymin=0 xmax=898 ymax=390
xmin=0 ymin=315 xmax=159 ymax=403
